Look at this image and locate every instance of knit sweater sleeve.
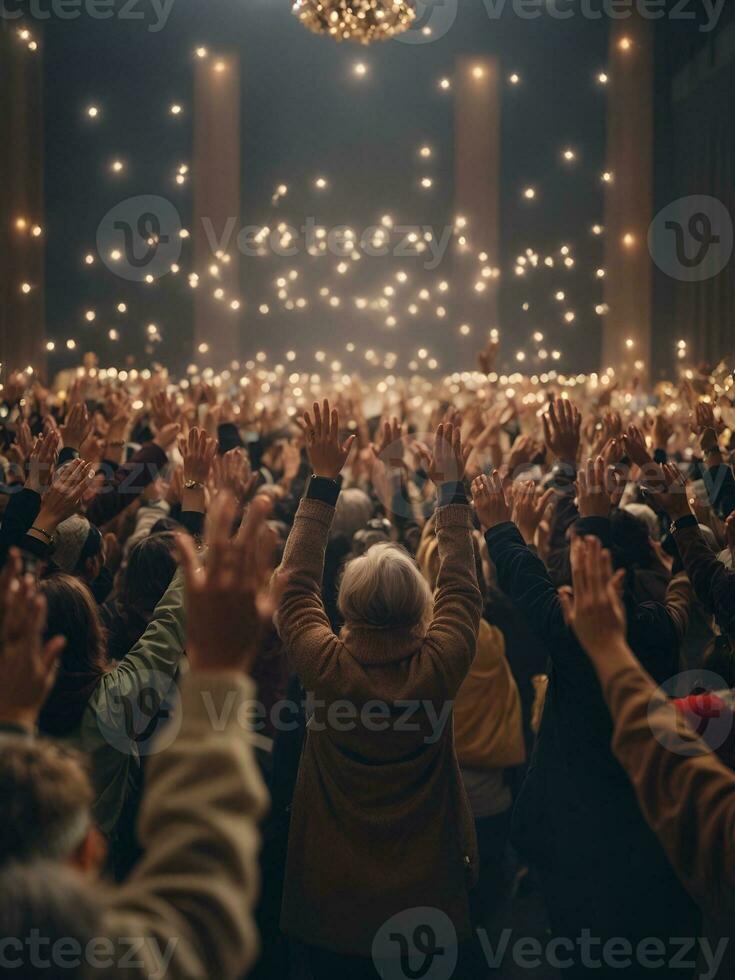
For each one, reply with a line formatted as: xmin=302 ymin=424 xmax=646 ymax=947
xmin=420 ymin=503 xmax=483 ymax=699
xmin=276 ymin=497 xmax=345 ymax=692
xmin=604 ymin=658 xmax=735 ymax=921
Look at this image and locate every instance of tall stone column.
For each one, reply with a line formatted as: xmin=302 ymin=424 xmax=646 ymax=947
xmin=454 ymin=56 xmax=501 ymax=360
xmin=0 ymin=22 xmax=45 ymax=377
xmin=602 ymin=16 xmax=654 ymax=384
xmin=193 ymin=51 xmax=242 ymax=366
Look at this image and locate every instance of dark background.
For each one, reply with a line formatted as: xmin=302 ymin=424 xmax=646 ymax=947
xmin=36 ymin=0 xmax=733 ymax=376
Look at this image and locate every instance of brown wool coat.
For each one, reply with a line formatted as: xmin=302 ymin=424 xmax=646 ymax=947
xmin=277 ymin=498 xmax=483 ymax=956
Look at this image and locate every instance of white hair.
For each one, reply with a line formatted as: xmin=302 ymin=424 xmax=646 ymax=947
xmin=338 ymin=542 xmax=432 ymax=630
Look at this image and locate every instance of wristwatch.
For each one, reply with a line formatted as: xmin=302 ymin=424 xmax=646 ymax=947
xmin=184 ymin=480 xmax=204 ymax=491
xmin=669 ymin=514 xmax=698 ymax=535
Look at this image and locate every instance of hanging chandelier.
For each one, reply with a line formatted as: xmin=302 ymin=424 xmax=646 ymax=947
xmin=292 ymin=0 xmax=416 ymax=45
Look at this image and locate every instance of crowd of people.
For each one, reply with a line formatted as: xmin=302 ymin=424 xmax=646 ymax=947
xmin=0 ymin=344 xmax=734 ymax=979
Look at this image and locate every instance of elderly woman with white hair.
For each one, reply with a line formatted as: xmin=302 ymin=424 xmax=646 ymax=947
xmin=276 ymin=399 xmax=483 ymax=980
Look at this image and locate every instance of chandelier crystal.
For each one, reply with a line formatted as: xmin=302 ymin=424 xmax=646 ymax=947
xmin=292 ymin=0 xmax=416 ymax=45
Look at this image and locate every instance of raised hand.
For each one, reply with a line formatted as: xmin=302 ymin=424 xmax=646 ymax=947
xmin=559 ymin=536 xmax=627 ymax=660
xmin=642 ymin=462 xmax=692 ymax=520
xmin=36 ymin=458 xmax=96 ymax=529
xmin=372 ymin=417 xmax=406 ymax=470
xmin=176 ymin=494 xmax=281 ymax=672
xmin=302 ymin=399 xmax=356 ymax=479
xmin=0 ymin=550 xmax=66 ymax=730
xmin=512 ymin=481 xmax=555 ymax=544
xmin=25 ymin=424 xmax=60 ymax=493
xmin=694 ymin=401 xmax=720 ymax=436
xmin=151 ymin=391 xmax=178 ymax=431
xmin=59 ymin=402 xmax=93 ymax=452
xmin=280 ymin=440 xmax=302 ymax=486
xmin=471 ymin=471 xmax=512 ymax=531
xmin=652 ymin=412 xmax=673 ymax=452
xmin=477 ymin=336 xmax=500 ymax=375
xmin=105 ymin=393 xmax=132 ymax=446
xmin=181 ymin=427 xmax=218 ymax=486
xmin=421 ymin=422 xmax=469 ymax=486
xmin=213 ymin=448 xmax=256 ymax=506
xmin=576 ymin=456 xmax=614 ymax=519
xmin=622 ymin=423 xmax=652 ymax=469
xmin=508 ymin=434 xmax=537 ymax=473
xmin=543 ymin=397 xmax=581 ymax=465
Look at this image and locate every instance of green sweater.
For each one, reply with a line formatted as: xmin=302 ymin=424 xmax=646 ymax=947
xmin=58 ymin=569 xmax=187 ymax=834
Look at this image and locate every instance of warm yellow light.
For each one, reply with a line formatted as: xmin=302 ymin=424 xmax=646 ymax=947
xmin=117 ymin=302 xmax=127 ymax=313
xmin=213 ymin=61 xmax=226 ymax=73
xmin=509 ymin=73 xmax=520 ymax=85
xmin=195 ymin=46 xmax=208 ymax=58
xmin=619 ymin=36 xmax=632 ymax=51
xmin=420 ymin=177 xmax=433 ymax=189
xmin=625 ymin=338 xmax=635 ymax=349
xmin=597 ymin=72 xmax=609 ymax=85
xmin=523 ymin=187 xmax=536 ymax=200
xmin=472 ymin=65 xmax=485 ymax=80
xmin=314 ymin=177 xmax=328 ymax=190
xmin=170 ymin=103 xmax=183 ymax=115
xmin=20 ymin=282 xmax=31 ymax=294
xmin=31 ymin=224 xmax=42 ymax=237
xmin=438 ymin=77 xmax=451 ymax=91
xmin=85 ymin=310 xmax=96 ymax=322
xmin=622 ymin=232 xmax=636 ymax=248
xmin=87 ymin=105 xmax=99 ymax=119
xmin=15 ymin=217 xmax=27 ymax=231
xmin=353 ymin=62 xmax=367 ymax=77
xmin=111 ymin=160 xmax=124 ymax=173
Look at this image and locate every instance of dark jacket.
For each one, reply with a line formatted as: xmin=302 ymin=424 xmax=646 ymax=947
xmin=485 ymin=520 xmax=700 ymax=956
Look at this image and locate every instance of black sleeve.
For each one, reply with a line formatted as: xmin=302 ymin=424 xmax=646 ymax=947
xmin=0 ymin=488 xmax=42 ymax=564
xmin=484 ymin=521 xmax=577 ymax=669
xmin=703 ymin=464 xmax=735 ymax=520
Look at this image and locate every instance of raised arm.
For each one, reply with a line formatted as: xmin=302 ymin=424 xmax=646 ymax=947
xmin=563 ymin=535 xmax=735 ymax=921
xmin=648 ymin=463 xmax=735 ymax=637
xmin=474 ymin=472 xmax=570 ymax=660
xmin=276 ymin=399 xmax=355 ymax=690
xmin=108 ymin=493 xmax=274 ymax=980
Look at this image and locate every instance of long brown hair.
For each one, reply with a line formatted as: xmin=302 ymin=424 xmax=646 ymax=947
xmin=38 ymin=575 xmax=108 ymax=737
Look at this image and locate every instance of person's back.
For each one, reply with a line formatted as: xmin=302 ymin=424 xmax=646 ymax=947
xmin=275 ymin=408 xmax=483 ymax=972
